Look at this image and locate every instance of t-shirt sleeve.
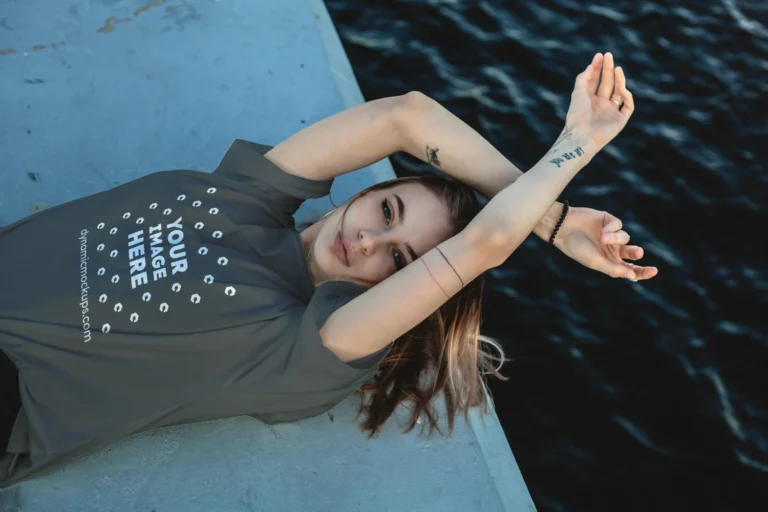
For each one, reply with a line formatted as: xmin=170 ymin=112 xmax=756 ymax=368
xmin=284 ymin=280 xmax=394 ymax=391
xmin=212 ymin=139 xmax=335 ymax=229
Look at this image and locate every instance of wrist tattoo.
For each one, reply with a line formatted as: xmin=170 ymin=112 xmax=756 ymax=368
xmin=426 ymin=145 xmax=441 ymax=167
xmin=548 ymin=146 xmax=585 ymax=168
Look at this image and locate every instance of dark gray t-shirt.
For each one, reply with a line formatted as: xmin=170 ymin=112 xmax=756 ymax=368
xmin=0 ymin=139 xmax=392 ymax=489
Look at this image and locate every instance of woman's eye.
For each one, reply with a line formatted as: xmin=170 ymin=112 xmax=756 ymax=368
xmin=382 ymin=199 xmax=393 ymax=224
xmin=393 ymin=249 xmax=404 ymax=271
xmin=382 ymin=199 xmax=403 ymax=270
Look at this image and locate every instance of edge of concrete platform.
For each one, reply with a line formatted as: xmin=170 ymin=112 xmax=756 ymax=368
xmin=306 ymin=1 xmax=536 ymax=510
xmin=305 ymin=0 xmax=395 ymax=185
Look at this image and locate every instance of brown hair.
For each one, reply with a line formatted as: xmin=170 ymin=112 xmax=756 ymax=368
xmin=302 ymin=174 xmax=508 ymax=438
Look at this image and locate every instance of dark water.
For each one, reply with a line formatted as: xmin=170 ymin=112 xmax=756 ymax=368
xmin=326 ymin=1 xmax=767 ymax=510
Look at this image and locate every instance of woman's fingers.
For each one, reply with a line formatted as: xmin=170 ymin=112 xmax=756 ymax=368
xmin=602 ymin=230 xmax=630 ymax=245
xmin=614 ymin=66 xmax=635 ymax=117
xmin=587 ymin=53 xmax=603 ymax=94
xmin=623 ymin=262 xmax=659 ymax=281
xmin=597 ymin=52 xmax=615 ymax=98
xmin=601 ymin=213 xmax=623 ymax=234
xmin=619 ymin=245 xmax=644 ymax=261
xmin=599 ymin=259 xmax=638 ymax=280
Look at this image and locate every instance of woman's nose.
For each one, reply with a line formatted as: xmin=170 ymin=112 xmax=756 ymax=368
xmin=358 ymin=229 xmax=389 ymax=256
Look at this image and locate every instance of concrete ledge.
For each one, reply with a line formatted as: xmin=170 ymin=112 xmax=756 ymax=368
xmin=0 ymin=0 xmax=535 ymax=510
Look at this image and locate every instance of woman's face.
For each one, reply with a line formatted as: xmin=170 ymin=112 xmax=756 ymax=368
xmin=302 ymin=182 xmax=454 ymax=288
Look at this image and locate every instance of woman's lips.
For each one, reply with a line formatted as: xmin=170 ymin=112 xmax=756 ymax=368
xmin=334 ymin=231 xmax=349 ymax=266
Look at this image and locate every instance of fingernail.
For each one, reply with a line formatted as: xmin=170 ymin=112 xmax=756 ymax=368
xmin=628 ymin=272 xmax=636 ymax=280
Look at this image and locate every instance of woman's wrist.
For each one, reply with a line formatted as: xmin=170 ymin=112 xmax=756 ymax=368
xmin=533 ymin=202 xmax=566 ymax=242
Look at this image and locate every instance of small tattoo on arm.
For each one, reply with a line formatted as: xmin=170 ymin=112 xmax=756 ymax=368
xmin=548 ymin=146 xmax=584 ymax=168
xmin=426 ymin=145 xmax=441 ymax=167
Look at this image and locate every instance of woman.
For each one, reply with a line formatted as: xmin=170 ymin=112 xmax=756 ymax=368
xmin=0 ymin=52 xmax=656 ymax=488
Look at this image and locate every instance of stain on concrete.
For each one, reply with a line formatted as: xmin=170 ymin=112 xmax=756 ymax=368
xmin=98 ymin=0 xmax=170 ymax=35
xmin=146 ymin=73 xmax=153 ymax=80
xmin=28 ymin=172 xmax=42 ymax=183
xmin=26 ymin=129 xmax=31 ymax=134
xmin=0 ymin=16 xmax=14 ymax=31
xmin=135 ymin=0 xmax=167 ymax=17
xmin=25 ymin=78 xmax=45 ymax=84
xmin=164 ymin=3 xmax=200 ymax=31
xmin=97 ymin=16 xmax=132 ymax=34
xmin=33 ymin=45 xmax=46 ymax=52
xmin=32 ymin=203 xmax=45 ymax=212
xmin=0 ymin=48 xmax=16 ymax=55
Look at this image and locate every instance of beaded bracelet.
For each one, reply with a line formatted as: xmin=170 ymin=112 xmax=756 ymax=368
xmin=548 ymin=200 xmax=569 ymax=247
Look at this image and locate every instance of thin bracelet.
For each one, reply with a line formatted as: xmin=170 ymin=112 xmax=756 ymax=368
xmin=548 ymin=200 xmax=569 ymax=247
xmin=421 ymin=259 xmax=450 ymax=298
xmin=435 ymin=247 xmax=465 ymax=288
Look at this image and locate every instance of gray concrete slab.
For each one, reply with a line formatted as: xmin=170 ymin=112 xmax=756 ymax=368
xmin=0 ymin=0 xmax=536 ymax=510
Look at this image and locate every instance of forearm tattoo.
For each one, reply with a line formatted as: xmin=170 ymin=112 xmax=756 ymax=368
xmin=548 ymin=146 xmax=585 ymax=168
xmin=547 ymin=128 xmax=585 ymax=168
xmin=426 ymin=145 xmax=441 ymax=167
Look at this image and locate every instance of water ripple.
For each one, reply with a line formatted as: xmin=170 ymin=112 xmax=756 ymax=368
xmin=613 ymin=415 xmax=675 ymax=455
xmin=702 ymin=368 xmax=747 ymax=442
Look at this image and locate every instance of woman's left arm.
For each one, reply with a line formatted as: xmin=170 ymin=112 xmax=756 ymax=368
xmin=395 ymin=91 xmax=564 ymax=242
xmin=397 ymin=59 xmax=657 ymax=281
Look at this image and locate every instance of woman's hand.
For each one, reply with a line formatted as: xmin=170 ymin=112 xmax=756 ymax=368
xmin=553 ymin=206 xmax=658 ymax=281
xmin=564 ymin=52 xmax=635 ymax=149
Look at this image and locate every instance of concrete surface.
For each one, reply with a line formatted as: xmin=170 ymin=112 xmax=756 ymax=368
xmin=0 ymin=0 xmax=536 ymax=510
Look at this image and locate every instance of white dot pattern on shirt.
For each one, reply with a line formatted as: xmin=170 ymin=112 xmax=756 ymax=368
xmin=91 ymin=186 xmax=238 ymax=337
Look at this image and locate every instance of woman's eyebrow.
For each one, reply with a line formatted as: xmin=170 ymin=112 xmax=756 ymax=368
xmin=394 ymin=193 xmax=419 ymax=262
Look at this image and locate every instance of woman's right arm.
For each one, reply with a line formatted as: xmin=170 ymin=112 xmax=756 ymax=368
xmin=320 ymin=129 xmax=597 ymax=362
xmin=321 ymin=56 xmax=634 ymax=363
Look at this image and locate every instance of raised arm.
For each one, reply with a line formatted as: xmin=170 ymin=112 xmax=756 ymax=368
xmin=321 ymin=54 xmax=636 ymax=362
xmin=262 ymin=93 xmax=562 ymax=240
xmin=394 ymin=91 xmax=566 ymax=241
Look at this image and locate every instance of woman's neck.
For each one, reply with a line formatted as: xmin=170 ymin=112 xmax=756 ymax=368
xmin=299 ymin=220 xmax=324 ymax=287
